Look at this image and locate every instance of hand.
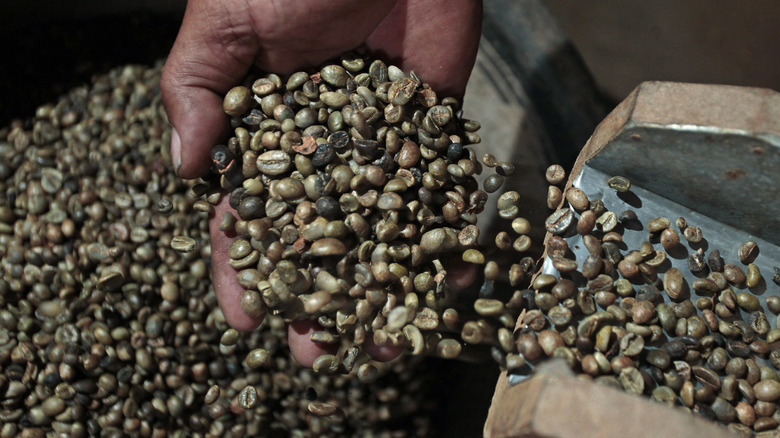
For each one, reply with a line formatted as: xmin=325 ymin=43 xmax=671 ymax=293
xmin=161 ymin=0 xmax=483 ymax=366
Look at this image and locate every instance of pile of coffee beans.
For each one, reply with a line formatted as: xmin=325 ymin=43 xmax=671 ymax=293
xmin=501 ymin=165 xmax=780 ymax=436
xmin=0 ymin=62 xmax=440 ymax=437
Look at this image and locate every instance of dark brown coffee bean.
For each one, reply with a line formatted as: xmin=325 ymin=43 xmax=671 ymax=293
xmin=707 ymin=249 xmax=724 ymax=272
xmin=738 ymin=240 xmax=758 ymax=264
xmin=724 ymin=264 xmax=747 ymax=285
xmin=574 ymin=254 xmax=601 ymax=281
xmin=577 ymin=210 xmax=596 ymax=235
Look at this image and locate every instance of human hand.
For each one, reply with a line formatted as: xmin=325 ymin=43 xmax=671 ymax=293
xmin=161 ymin=0 xmax=483 ymax=366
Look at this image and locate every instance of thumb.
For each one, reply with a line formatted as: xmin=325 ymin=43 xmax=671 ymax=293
xmin=160 ymin=0 xmax=258 ymax=179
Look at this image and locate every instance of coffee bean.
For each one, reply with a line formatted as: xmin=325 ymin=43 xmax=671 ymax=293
xmin=750 ymin=313 xmax=770 ymax=338
xmin=736 ymin=293 xmax=761 ymax=312
xmin=617 ymin=260 xmax=639 ymax=279
xmin=707 ymin=249 xmax=724 ymax=272
xmin=513 ymin=236 xmax=532 ymax=252
xmin=663 ymin=268 xmax=688 ymax=300
xmin=662 ymin=339 xmax=688 ymax=358
xmin=311 ymin=143 xmax=335 ymax=167
xmin=732 ymin=402 xmax=755 ymax=429
xmin=746 ymin=263 xmax=761 ymax=288
xmin=692 ymin=278 xmax=720 ymax=296
xmin=552 ymin=256 xmax=578 ymax=273
xmin=496 ymin=161 xmax=515 ymax=176
xmin=632 ymin=300 xmax=656 ymax=324
xmin=223 ymin=86 xmax=253 ymax=117
xmin=754 ymin=380 xmax=780 ymax=402
xmin=693 ymin=365 xmax=722 ymax=390
xmin=545 ymin=209 xmax=573 ymax=235
xmin=619 ymin=367 xmax=644 ymax=394
xmin=436 ymin=339 xmax=462 ymax=359
xmin=565 ymin=187 xmax=589 ymax=211
xmin=727 ymin=340 xmax=752 ymax=358
xmin=484 ymin=174 xmax=504 ymax=193
xmin=546 ymin=185 xmax=562 ymax=209
xmin=0 ymin=60 xmax=477 ymax=437
xmin=767 ymin=296 xmax=780 ymax=314
xmin=738 ymin=241 xmax=759 ymax=264
xmin=645 ymin=218 xmax=669 ymax=234
xmin=545 ymin=164 xmax=565 ymax=184
xmin=312 ymin=354 xmax=340 ymax=375
xmin=572 ymin=209 xmax=595 ymax=235
xmin=619 ymin=210 xmax=638 ymax=223
xmin=23 ymin=54 xmax=780 ymax=435
xmin=256 ymin=150 xmax=292 ymax=176
xmin=683 ymin=226 xmax=703 ymax=243
xmin=204 ymin=385 xmax=221 ymax=405
xmin=581 ymin=254 xmax=603 ymax=279
xmin=547 ymin=306 xmax=572 ymax=327
xmin=315 ymin=196 xmax=340 ymax=220
xmin=238 ymin=386 xmax=258 ymax=409
xmin=377 ymin=193 xmax=403 ymax=210
xmin=660 ymin=228 xmax=680 ymax=250
xmin=596 ymin=211 xmax=617 ymax=232
xmin=462 ymin=249 xmax=485 ymax=264
xmin=606 ymin=175 xmax=631 ymax=192
xmin=528 ymin=275 xmax=554 ymax=293
xmin=646 ymin=350 xmax=671 ymax=369
xmin=308 ymin=400 xmax=338 ymax=417
xmin=710 ymin=396 xmax=737 ymax=423
xmin=238 ymin=289 xmax=265 ymax=319
xmin=724 ymin=264 xmax=747 ymax=284
xmin=171 ymin=236 xmax=197 ymax=253
xmin=652 ymin=386 xmax=677 ymax=406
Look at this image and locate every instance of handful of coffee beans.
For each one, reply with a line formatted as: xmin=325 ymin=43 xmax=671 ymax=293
xmin=191 ymin=53 xmax=527 ymax=374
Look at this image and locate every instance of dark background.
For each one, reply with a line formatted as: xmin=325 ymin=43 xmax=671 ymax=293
xmin=543 ymin=0 xmax=780 ymax=102
xmin=0 ymin=3 xmax=182 ymax=126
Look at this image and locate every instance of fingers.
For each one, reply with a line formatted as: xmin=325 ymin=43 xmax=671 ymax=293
xmin=288 ymin=320 xmax=338 ymax=367
xmin=366 ymin=0 xmax=483 ymax=98
xmin=163 ymin=86 xmax=228 ymax=179
xmin=160 ymin=0 xmax=259 ymax=178
xmin=363 ymin=337 xmax=404 ymax=362
xmin=444 ymin=255 xmax=480 ymax=290
xmin=287 ymin=321 xmax=404 ymax=366
xmin=209 ymin=196 xmax=264 ymax=331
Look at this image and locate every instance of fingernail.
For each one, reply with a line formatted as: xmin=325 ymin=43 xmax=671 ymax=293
xmin=171 ymin=126 xmax=182 ymax=174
